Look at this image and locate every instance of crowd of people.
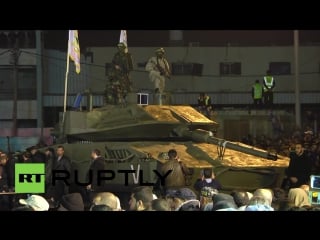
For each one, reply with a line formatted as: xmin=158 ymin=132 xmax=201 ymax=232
xmin=3 ymin=185 xmax=318 ymax=211
xmin=0 ymin=143 xmax=319 ymax=211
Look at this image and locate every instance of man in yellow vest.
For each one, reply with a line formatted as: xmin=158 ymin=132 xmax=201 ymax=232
xmin=197 ymin=92 xmax=212 ymax=117
xmin=252 ymin=79 xmax=263 ymax=107
xmin=263 ymin=70 xmax=275 ymax=106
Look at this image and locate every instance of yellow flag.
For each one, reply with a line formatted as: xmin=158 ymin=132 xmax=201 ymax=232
xmin=68 ymin=30 xmax=80 ymax=74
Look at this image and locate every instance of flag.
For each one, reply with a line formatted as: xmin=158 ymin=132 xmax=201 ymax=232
xmin=119 ymin=30 xmax=127 ymax=48
xmin=68 ymin=30 xmax=80 ymax=74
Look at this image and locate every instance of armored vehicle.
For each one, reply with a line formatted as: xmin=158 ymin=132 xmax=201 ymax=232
xmin=51 ymin=103 xmax=289 ymax=195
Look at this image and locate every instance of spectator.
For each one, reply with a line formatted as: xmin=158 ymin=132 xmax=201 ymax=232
xmin=282 ymin=142 xmax=313 ymax=189
xmin=128 ymin=186 xmax=154 ymax=211
xmin=252 ymin=79 xmax=263 ymax=107
xmin=197 ymin=92 xmax=212 ymax=118
xmin=288 ymin=188 xmax=311 ymax=208
xmin=160 ymin=149 xmax=192 ymax=191
xmin=19 ymin=195 xmax=49 ymax=211
xmin=91 ymin=192 xmax=122 ymax=211
xmin=50 ymin=145 xmax=72 ymax=203
xmin=263 ymin=69 xmax=275 ymax=107
xmin=151 ymin=198 xmax=171 ymax=211
xmin=57 ymin=193 xmax=84 ymax=211
xmin=194 ymin=168 xmax=222 ymax=193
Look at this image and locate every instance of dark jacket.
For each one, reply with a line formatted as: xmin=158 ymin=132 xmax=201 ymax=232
xmin=32 ymin=150 xmax=46 ymax=163
xmin=86 ymin=156 xmax=106 ymax=191
xmin=286 ymin=150 xmax=313 ymax=187
xmin=4 ymin=157 xmax=15 ymax=189
xmin=0 ymin=165 xmax=8 ymax=190
xmin=53 ymin=155 xmax=72 ymax=179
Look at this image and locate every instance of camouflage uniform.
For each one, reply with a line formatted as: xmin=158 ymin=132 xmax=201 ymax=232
xmin=105 ymin=42 xmax=133 ymax=106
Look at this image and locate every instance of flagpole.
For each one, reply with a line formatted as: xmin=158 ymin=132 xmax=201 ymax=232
xmin=62 ymin=34 xmax=71 ymax=131
xmin=64 ymin=40 xmax=70 ymax=113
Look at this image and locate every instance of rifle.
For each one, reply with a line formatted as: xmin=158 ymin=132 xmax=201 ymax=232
xmin=156 ymin=59 xmax=171 ymax=79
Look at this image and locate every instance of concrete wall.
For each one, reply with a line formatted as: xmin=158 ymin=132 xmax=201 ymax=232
xmin=86 ymin=46 xmax=320 ymax=93
xmin=0 ymin=100 xmax=37 ymax=119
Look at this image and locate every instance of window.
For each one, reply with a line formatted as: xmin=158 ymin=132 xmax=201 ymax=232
xmin=18 ymin=68 xmax=36 ymax=100
xmin=269 ymin=62 xmax=291 ymax=75
xmin=220 ymin=62 xmax=241 ymax=75
xmin=0 ymin=68 xmax=13 ymax=99
xmin=171 ymin=63 xmax=203 ymax=76
xmin=85 ymin=51 xmax=93 ymax=63
xmin=17 ymin=119 xmax=37 ymax=128
xmin=0 ymin=67 xmax=36 ymax=100
xmin=0 ymin=120 xmax=37 ymax=129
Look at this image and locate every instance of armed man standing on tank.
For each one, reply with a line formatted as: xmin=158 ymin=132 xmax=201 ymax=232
xmin=105 ymin=42 xmax=133 ymax=106
xmin=145 ymin=48 xmax=171 ymax=95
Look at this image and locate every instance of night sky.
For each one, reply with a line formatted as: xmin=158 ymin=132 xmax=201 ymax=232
xmin=44 ymin=30 xmax=320 ymax=51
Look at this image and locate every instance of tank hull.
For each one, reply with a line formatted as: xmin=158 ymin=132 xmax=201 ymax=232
xmin=48 ymin=140 xmax=288 ymax=193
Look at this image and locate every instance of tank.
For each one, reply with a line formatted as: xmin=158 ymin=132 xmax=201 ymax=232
xmin=50 ymin=103 xmax=289 ymax=194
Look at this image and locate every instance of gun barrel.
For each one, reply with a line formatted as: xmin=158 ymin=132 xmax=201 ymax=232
xmin=181 ymin=128 xmax=277 ymax=160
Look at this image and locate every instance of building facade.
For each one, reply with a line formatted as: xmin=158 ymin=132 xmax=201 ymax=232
xmin=0 ymin=30 xmax=319 ymax=150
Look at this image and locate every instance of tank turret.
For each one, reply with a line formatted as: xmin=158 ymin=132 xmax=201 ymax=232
xmin=55 ymin=104 xmax=218 ymax=142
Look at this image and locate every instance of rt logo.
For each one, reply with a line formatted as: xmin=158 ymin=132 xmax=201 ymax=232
xmin=15 ymin=163 xmax=45 ymax=193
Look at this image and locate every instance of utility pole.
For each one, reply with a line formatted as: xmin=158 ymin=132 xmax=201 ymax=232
xmin=11 ymin=47 xmax=19 ymax=137
xmin=294 ymin=30 xmax=301 ymax=128
xmin=36 ymin=31 xmax=43 ymax=138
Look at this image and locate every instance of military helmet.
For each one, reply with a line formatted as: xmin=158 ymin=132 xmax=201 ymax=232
xmin=155 ymin=47 xmax=165 ymax=54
